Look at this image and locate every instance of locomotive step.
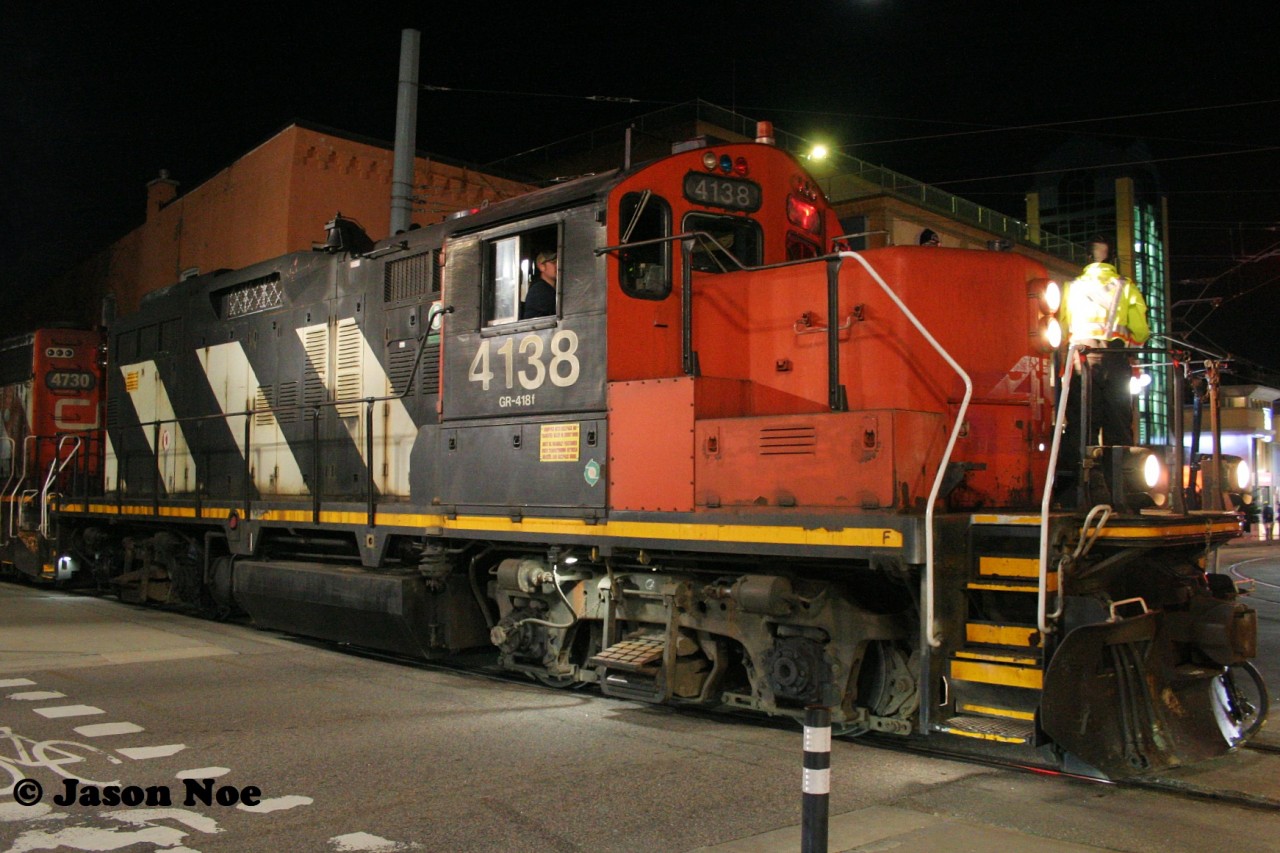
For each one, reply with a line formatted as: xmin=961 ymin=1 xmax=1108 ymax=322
xmin=936 ymin=713 xmax=1035 ymax=745
xmin=964 ymin=621 xmax=1041 ymax=649
xmin=590 ymin=634 xmax=666 ymax=673
xmin=966 ymin=574 xmax=1056 ymax=593
xmin=949 ymin=648 xmax=1043 ymax=690
xmin=947 ymin=676 xmax=1042 ymax=720
xmin=977 ymin=555 xmax=1040 ymax=580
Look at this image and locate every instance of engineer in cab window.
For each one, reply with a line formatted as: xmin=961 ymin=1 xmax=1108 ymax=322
xmin=520 ymin=250 xmax=557 ymax=319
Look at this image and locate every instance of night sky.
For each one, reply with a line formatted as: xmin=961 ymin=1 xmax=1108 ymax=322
xmin=4 ymin=1 xmax=1279 ymax=375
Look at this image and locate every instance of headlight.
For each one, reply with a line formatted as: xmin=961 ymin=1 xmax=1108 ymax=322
xmin=1103 ymin=447 xmax=1169 ymax=511
xmin=1222 ymin=456 xmax=1252 ymax=491
xmin=1042 ymin=280 xmax=1061 ymax=313
xmin=1038 ymin=317 xmax=1062 ymax=350
xmin=1141 ymin=452 xmax=1163 ymax=489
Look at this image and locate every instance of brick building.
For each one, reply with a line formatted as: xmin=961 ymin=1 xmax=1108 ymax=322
xmin=38 ymin=122 xmax=531 ymax=330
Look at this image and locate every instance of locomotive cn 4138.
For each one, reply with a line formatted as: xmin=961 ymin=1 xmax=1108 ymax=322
xmin=0 ymin=125 xmax=1265 ymax=779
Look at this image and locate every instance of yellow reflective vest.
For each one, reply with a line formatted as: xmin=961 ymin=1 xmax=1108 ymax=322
xmin=1063 ymin=262 xmax=1150 ymax=345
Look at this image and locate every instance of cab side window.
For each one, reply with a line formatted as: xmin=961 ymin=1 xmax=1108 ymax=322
xmin=618 ymin=192 xmax=672 ymax=299
xmin=484 ymin=224 xmax=559 ymax=326
xmin=684 ymin=213 xmax=762 ymax=273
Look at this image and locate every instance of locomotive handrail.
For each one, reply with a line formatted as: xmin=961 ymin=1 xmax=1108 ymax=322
xmin=6 ymin=436 xmax=36 ymax=540
xmin=0 ymin=437 xmax=13 ymax=545
xmin=839 ymin=251 xmax=972 ymax=650
xmin=40 ymin=436 xmax=81 ymax=538
xmin=1039 ymin=344 xmax=1080 ymax=634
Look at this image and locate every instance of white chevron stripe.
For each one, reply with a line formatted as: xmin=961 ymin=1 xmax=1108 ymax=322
xmin=297 ymin=321 xmax=416 ymax=497
xmin=118 ymin=360 xmax=196 ymax=493
xmin=197 ymin=342 xmax=307 ymax=495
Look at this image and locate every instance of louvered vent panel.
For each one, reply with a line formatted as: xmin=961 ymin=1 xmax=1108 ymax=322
xmin=276 ymin=381 xmax=299 ymax=424
xmin=254 ymin=386 xmax=274 ymax=426
xmin=303 ymin=327 xmax=328 ymax=407
xmin=335 ymin=319 xmax=363 ymax=418
xmin=387 ymin=344 xmax=416 ymax=395
xmin=759 ymin=426 xmax=818 ymax=455
xmin=420 ymin=343 xmax=440 ymax=394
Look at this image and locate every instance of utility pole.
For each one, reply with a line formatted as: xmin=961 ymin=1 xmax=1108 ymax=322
xmin=390 ymin=29 xmax=421 ymax=236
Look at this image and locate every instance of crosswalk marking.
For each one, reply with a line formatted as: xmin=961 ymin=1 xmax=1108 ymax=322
xmin=33 ymin=704 xmax=105 ymax=718
xmin=176 ymin=766 xmax=231 ymax=779
xmin=117 ymin=744 xmax=187 ymax=760
xmin=75 ymin=721 xmax=146 ymax=737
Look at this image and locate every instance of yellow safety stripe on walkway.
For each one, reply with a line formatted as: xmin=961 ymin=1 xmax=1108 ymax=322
xmin=950 ymin=659 xmax=1044 ymax=690
xmin=1095 ymin=521 xmax=1240 ymax=539
xmin=958 ymin=703 xmax=1036 ymax=722
xmin=972 ymin=514 xmax=1042 ymax=525
xmin=75 ymin=503 xmax=905 ymax=550
xmin=971 ymin=512 xmax=1239 ymax=539
xmin=965 ymin=623 xmax=1040 ymax=648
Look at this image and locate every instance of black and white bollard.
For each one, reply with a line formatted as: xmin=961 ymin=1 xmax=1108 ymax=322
xmin=802 ymin=706 xmax=831 ymax=853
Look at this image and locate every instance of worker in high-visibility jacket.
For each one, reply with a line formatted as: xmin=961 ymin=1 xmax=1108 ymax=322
xmin=1061 ymin=236 xmax=1149 ymax=448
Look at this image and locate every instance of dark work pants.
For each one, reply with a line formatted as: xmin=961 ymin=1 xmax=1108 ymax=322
xmin=1061 ymin=341 xmax=1133 ymax=452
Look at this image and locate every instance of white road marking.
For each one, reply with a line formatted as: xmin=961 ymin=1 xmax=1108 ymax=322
xmin=330 ymin=831 xmax=423 ymax=851
xmin=117 ymin=744 xmax=187 ymax=760
xmin=0 ymin=678 xmax=36 ymax=688
xmin=237 ymin=794 xmax=313 ymax=813
xmin=74 ymin=721 xmax=145 ymax=737
xmin=6 ymin=691 xmax=66 ymax=701
xmin=175 ymin=766 xmax=231 ymax=779
xmin=33 ymin=704 xmax=104 ymax=719
xmin=2 ymin=808 xmax=222 ymax=851
xmin=0 ymin=801 xmax=53 ymax=821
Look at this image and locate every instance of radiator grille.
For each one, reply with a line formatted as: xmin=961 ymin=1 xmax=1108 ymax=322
xmin=384 ymin=251 xmax=439 ymax=303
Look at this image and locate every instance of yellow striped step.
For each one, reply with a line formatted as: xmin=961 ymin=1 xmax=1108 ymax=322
xmin=967 ymin=574 xmax=1057 ymax=593
xmin=950 ymin=649 xmax=1044 ymax=690
xmin=978 ymin=556 xmax=1039 ymax=579
xmin=956 ymin=703 xmax=1036 ymax=722
xmin=965 ymin=622 xmax=1041 ymax=648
